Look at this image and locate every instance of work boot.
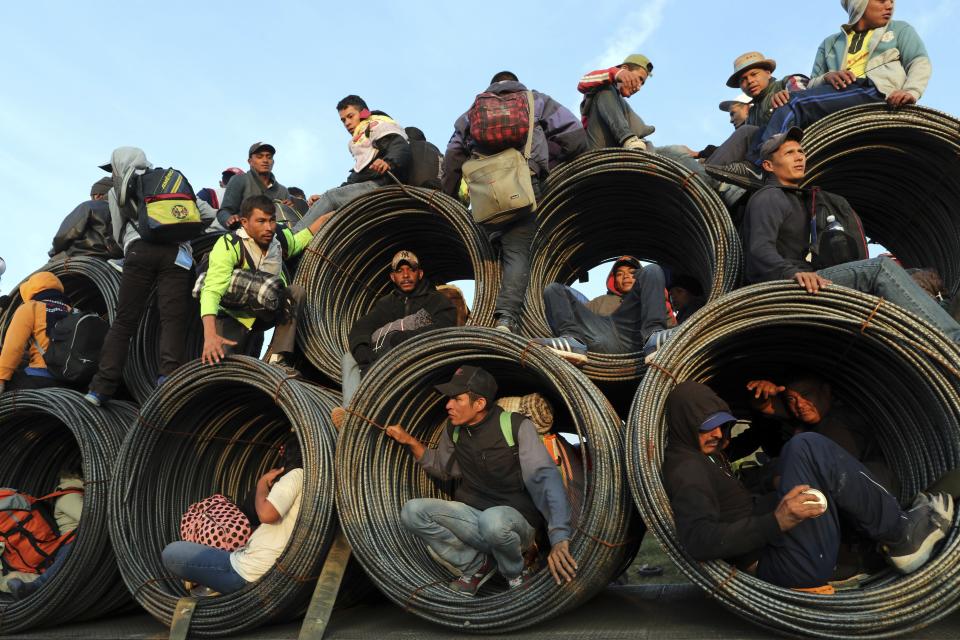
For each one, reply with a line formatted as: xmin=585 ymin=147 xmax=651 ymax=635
xmin=448 ymin=556 xmax=497 ymax=597
xmin=83 ymin=390 xmax=109 ymax=407
xmin=883 ymin=492 xmax=954 ymax=574
xmin=494 ymin=316 xmax=514 ymax=333
xmin=622 ymin=136 xmax=647 ymax=151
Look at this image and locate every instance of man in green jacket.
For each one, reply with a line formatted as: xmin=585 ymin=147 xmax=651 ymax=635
xmin=199 ymin=195 xmax=329 ymax=365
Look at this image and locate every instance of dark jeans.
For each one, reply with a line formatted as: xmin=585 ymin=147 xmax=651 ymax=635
xmin=161 ymin=541 xmax=248 ymax=594
xmin=819 ymin=257 xmax=960 ymax=344
xmin=705 ymin=125 xmax=760 ymax=166
xmin=90 ymin=240 xmax=192 ymax=396
xmin=544 ymin=264 xmax=671 ymax=352
xmin=749 ymin=79 xmax=883 ymax=163
xmin=217 ymin=284 xmax=305 ymax=359
xmin=7 ymin=370 xmax=59 ymax=390
xmin=487 ymin=183 xmax=539 ymax=325
xmin=31 ymin=541 xmax=73 ymax=589
xmin=757 ymin=432 xmax=903 ymax=588
xmin=584 ymin=85 xmax=653 ymax=149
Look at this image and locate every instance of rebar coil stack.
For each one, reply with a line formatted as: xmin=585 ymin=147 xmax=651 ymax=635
xmin=293 ymin=186 xmax=500 ymax=382
xmin=519 ymin=149 xmax=742 ymax=382
xmin=802 ymin=104 xmax=960 ymax=297
xmin=0 ymin=389 xmax=135 ymax=633
xmin=109 ymin=357 xmax=342 ymax=637
xmin=627 ymin=281 xmax=960 ymax=638
xmin=335 ymin=327 xmax=636 ymax=633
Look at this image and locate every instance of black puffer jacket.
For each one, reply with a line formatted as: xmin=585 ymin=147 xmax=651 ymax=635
xmin=348 ymin=278 xmax=456 ymax=366
xmin=663 ymin=382 xmax=782 ymax=565
xmin=49 ymin=200 xmax=123 ymax=259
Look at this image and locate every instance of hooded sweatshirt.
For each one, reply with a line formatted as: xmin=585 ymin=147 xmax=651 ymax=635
xmin=585 ymin=257 xmax=640 ymax=316
xmin=663 ymin=382 xmax=782 ymax=565
xmin=0 ymin=272 xmax=70 ymax=381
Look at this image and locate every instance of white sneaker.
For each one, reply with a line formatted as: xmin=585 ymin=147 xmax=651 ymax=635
xmin=623 ymin=136 xmax=647 ymax=151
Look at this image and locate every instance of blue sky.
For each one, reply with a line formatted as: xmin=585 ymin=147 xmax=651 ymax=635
xmin=2 ymin=0 xmax=957 ymax=300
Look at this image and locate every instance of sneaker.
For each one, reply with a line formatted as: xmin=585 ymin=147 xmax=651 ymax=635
xmin=507 ymin=566 xmax=536 ymax=590
xmin=643 ymin=327 xmax=679 ymax=364
xmin=448 ymin=556 xmax=497 ymax=596
xmin=704 ymin=161 xmax=763 ymax=190
xmin=156 ymin=375 xmax=168 ymax=386
xmin=883 ymin=492 xmax=954 ymax=574
xmin=188 ymin=585 xmax=221 ymax=597
xmin=331 ymin=407 xmax=346 ymax=431
xmin=267 ymin=353 xmax=287 ymax=366
xmin=622 ymin=135 xmax=647 ymax=151
xmin=7 ymin=578 xmax=38 ymax=601
xmin=426 ymin=546 xmax=462 ymax=577
xmin=533 ymin=337 xmax=588 ymax=366
xmin=83 ymin=391 xmax=108 ymax=407
xmin=107 ymin=258 xmax=124 ymax=273
xmin=494 ymin=317 xmax=514 ymax=333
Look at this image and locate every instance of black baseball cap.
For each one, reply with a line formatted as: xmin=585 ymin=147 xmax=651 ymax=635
xmin=435 ymin=365 xmax=498 ymax=404
xmin=248 ymin=141 xmax=276 ymax=156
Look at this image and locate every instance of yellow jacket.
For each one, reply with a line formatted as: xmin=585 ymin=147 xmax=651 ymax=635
xmin=0 ymin=272 xmax=67 ymax=382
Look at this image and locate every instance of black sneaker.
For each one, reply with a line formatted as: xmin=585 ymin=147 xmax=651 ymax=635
xmin=448 ymin=556 xmax=497 ymax=596
xmin=883 ymin=492 xmax=954 ymax=574
xmin=704 ymin=161 xmax=763 ymax=190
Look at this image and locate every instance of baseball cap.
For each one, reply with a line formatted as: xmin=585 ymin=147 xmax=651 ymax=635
xmin=612 ymin=256 xmax=641 ymax=270
xmin=700 ymin=410 xmax=738 ymax=432
xmin=760 ymin=126 xmax=804 ymax=161
xmin=719 ymin=93 xmax=752 ymax=112
xmin=621 ymin=54 xmax=653 ymax=74
xmin=391 ymin=250 xmax=420 ymax=271
xmin=90 ymin=177 xmax=113 ymax=197
xmin=222 ymin=167 xmax=244 ymax=177
xmin=248 ymin=142 xmax=276 ymax=157
xmin=435 ymin=366 xmax=498 ymax=404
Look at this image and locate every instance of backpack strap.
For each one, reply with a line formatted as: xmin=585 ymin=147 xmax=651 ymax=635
xmin=522 ymin=91 xmax=535 ymax=160
xmin=499 ymin=410 xmax=516 ymax=447
xmin=36 ymin=488 xmax=84 ymax=502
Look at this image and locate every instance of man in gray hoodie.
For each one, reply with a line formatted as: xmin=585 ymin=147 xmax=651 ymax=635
xmin=84 ymin=147 xmax=216 ymax=406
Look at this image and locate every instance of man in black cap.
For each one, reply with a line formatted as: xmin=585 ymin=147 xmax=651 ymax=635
xmin=217 ymin=142 xmax=291 ymax=229
xmin=741 ymin=127 xmax=960 ymax=344
xmin=332 ymin=250 xmax=457 ymax=428
xmin=386 ymin=365 xmax=577 ymax=595
xmin=663 ymin=381 xmax=953 ymax=589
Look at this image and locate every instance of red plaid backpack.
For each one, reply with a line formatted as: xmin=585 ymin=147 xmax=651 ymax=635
xmin=468 ymin=91 xmax=533 ymax=152
xmin=180 ymin=494 xmax=252 ymax=551
xmin=0 ymin=488 xmax=82 ymax=573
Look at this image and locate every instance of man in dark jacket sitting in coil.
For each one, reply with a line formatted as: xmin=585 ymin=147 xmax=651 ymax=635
xmin=663 ymin=381 xmax=953 ymax=590
xmin=385 ymin=365 xmax=577 ymax=595
xmin=331 ymin=250 xmax=456 ymax=428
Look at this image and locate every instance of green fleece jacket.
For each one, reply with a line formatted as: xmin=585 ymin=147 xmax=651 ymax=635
xmin=199 ymin=226 xmax=313 ymax=329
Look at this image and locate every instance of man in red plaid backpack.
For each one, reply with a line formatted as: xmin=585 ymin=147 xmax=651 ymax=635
xmin=442 ymin=72 xmax=586 ymax=333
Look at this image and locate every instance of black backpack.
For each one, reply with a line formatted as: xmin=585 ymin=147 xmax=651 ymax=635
xmin=34 ymin=311 xmax=109 ymax=384
xmin=404 ymin=127 xmax=442 ymax=189
xmin=130 ymin=167 xmax=204 ymax=243
xmin=807 ymin=187 xmax=868 ymax=270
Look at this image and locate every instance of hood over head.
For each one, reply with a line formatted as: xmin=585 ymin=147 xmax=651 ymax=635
xmin=666 ymin=381 xmax=736 ymax=452
xmin=20 ymin=271 xmax=64 ymax=301
xmin=841 ymin=0 xmax=869 ymax=27
xmin=605 ymin=256 xmax=641 ymax=296
xmin=100 ymin=146 xmax=152 ymax=206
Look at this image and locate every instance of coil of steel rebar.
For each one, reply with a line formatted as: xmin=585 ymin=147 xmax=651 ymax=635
xmin=0 ymin=256 xmax=120 ymax=344
xmin=802 ymin=104 xmax=960 ymax=298
xmin=335 ymin=327 xmax=638 ymax=633
xmin=518 ymin=149 xmax=742 ymax=383
xmin=293 ymin=186 xmax=500 ymax=382
xmin=109 ymin=356 xmax=351 ymax=637
xmin=0 ymin=389 xmax=136 ymax=633
xmin=626 ymin=281 xmax=960 ymax=638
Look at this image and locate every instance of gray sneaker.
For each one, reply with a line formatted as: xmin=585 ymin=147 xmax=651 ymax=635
xmin=883 ymin=492 xmax=954 ymax=574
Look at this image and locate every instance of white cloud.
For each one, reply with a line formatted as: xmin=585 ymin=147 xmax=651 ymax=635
xmin=592 ymin=0 xmax=670 ymax=69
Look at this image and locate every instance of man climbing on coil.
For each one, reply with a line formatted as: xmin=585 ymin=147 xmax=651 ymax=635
xmin=385 ymin=365 xmax=577 ymax=595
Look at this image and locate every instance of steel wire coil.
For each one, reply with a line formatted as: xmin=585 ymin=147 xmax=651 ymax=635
xmin=109 ymin=356 xmax=351 ymax=637
xmin=335 ymin=327 xmax=638 ymax=633
xmin=802 ymin=104 xmax=960 ymax=297
xmin=518 ymin=149 xmax=742 ymax=383
xmin=0 ymin=389 xmax=136 ymax=633
xmin=293 ymin=186 xmax=500 ymax=382
xmin=626 ymin=281 xmax=960 ymax=638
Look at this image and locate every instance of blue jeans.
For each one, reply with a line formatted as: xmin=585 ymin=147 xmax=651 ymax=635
xmin=401 ymin=498 xmax=535 ymax=579
xmin=544 ymin=264 xmax=671 ymax=353
xmin=584 ymin=85 xmax=653 ymax=148
xmin=818 ymin=257 xmax=960 ymax=344
xmin=487 ymin=212 xmax=537 ymax=325
xmin=293 ymin=181 xmax=380 ymax=232
xmin=758 ymin=433 xmax=904 ymax=588
xmin=749 ymin=79 xmax=883 ymax=163
xmin=340 ymin=351 xmax=362 ymax=406
xmin=161 ymin=541 xmax=248 ymax=594
xmin=28 ymin=541 xmax=73 ymax=590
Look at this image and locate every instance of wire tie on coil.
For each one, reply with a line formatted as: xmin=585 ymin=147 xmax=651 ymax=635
xmin=519 ymin=340 xmax=539 ymax=368
xmin=646 ymin=361 xmax=678 ymax=383
xmin=403 ymin=579 xmax=449 ymax=610
xmin=711 ymin=564 xmax=738 ymax=597
xmin=574 ymin=524 xmax=638 ymax=549
xmin=135 ymin=415 xmax=280 ymax=449
xmin=860 ymin=297 xmax=885 ymax=334
xmin=272 ymin=373 xmax=299 ymax=404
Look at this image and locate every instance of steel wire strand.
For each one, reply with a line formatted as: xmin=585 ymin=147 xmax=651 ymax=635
xmin=292 ymin=186 xmax=501 ymax=382
xmin=0 ymin=389 xmax=136 ymax=633
xmin=108 ymin=356 xmax=347 ymax=637
xmin=518 ymin=149 xmax=742 ymax=383
xmin=801 ymin=104 xmax=960 ymax=298
xmin=334 ymin=327 xmax=637 ymax=633
xmin=626 ymin=281 xmax=960 ymax=638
